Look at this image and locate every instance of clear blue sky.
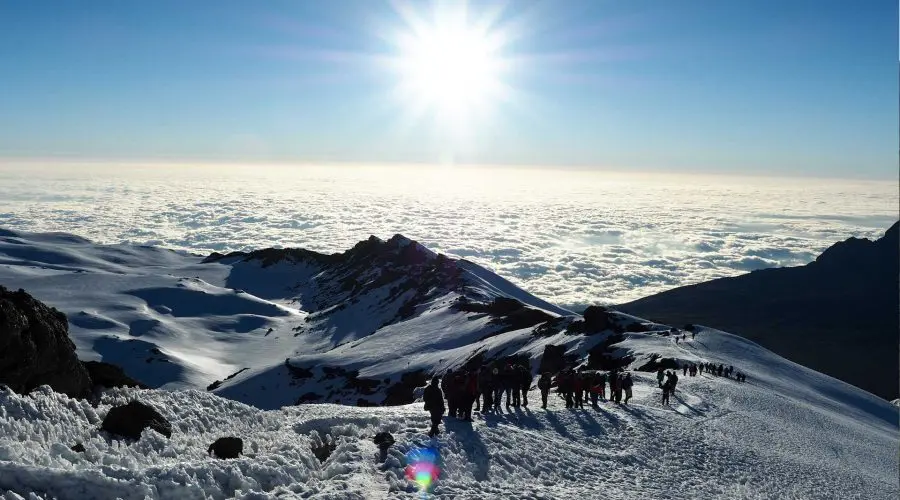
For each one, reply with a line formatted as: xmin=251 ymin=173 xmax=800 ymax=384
xmin=0 ymin=0 xmax=896 ymax=178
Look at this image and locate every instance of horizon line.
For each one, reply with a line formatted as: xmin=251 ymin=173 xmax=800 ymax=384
xmin=1 ymin=155 xmax=897 ymax=183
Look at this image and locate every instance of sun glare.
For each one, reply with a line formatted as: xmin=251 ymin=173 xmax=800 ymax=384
xmin=388 ymin=3 xmax=511 ymax=130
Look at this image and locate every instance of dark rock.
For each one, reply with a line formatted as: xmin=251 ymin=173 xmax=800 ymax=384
xmin=383 ymin=370 xmax=428 ymax=406
xmin=0 ymin=286 xmax=92 ymax=398
xmin=373 ymin=431 xmax=395 ymax=461
xmin=636 ymin=355 xmax=680 ymax=372
xmin=83 ymin=361 xmax=147 ymax=389
xmin=625 ymin=322 xmax=651 ymax=333
xmin=101 ymin=401 xmax=172 ymax=440
xmin=583 ymin=305 xmax=611 ymax=332
xmin=538 ymin=344 xmax=567 ymax=374
xmin=311 ymin=439 xmax=337 ymax=463
xmin=296 ymin=392 xmax=322 ymax=404
xmin=71 ymin=443 xmax=85 ymax=453
xmin=373 ymin=431 xmax=395 ymax=449
xmin=207 ymin=436 xmax=243 ymax=458
xmin=586 ymin=333 xmax=631 ymax=370
xmin=207 ymin=367 xmax=249 ymax=391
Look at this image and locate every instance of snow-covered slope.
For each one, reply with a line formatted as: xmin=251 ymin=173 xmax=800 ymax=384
xmin=0 ymin=228 xmax=584 ymax=408
xmin=0 ymin=228 xmax=897 ymax=498
xmin=0 ymin=326 xmax=897 ymax=499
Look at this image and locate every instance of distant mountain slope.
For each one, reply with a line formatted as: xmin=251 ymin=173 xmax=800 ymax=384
xmin=620 ymin=222 xmax=899 ymax=400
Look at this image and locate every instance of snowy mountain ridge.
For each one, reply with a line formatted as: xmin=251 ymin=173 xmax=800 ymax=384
xmin=0 ymin=227 xmax=897 ymax=499
xmin=0 ymin=227 xmax=588 ymax=409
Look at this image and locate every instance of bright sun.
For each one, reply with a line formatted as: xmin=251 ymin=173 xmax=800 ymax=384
xmin=389 ymin=4 xmax=510 ymax=129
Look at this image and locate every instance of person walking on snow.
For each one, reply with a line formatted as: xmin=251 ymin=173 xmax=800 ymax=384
xmin=682 ymin=365 xmax=688 ymax=377
xmin=622 ymin=372 xmax=634 ymax=404
xmin=519 ymin=364 xmax=531 ymax=407
xmin=615 ymin=372 xmax=624 ymax=403
xmin=460 ymin=371 xmax=478 ymax=421
xmin=656 ymin=368 xmax=665 ymax=388
xmin=441 ymin=369 xmax=456 ymax=419
xmin=423 ymin=376 xmax=446 ymax=437
xmin=538 ymin=372 xmax=552 ymax=409
xmin=478 ymin=366 xmax=492 ymax=413
xmin=573 ymin=371 xmax=584 ymax=409
xmin=492 ymin=367 xmax=504 ymax=412
xmin=661 ymin=378 xmax=672 ymax=405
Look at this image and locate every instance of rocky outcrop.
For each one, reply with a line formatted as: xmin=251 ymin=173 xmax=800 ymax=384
xmin=0 ymin=286 xmax=92 ymax=398
xmin=582 ymin=306 xmax=611 ymax=332
xmin=83 ymin=361 xmax=147 ymax=389
xmin=101 ymin=401 xmax=172 ymax=440
xmin=208 ymin=436 xmax=243 ymax=458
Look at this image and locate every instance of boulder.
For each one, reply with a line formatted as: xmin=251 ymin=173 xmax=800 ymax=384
xmin=538 ymin=344 xmax=567 ymax=374
xmin=583 ymin=306 xmax=611 ymax=332
xmin=207 ymin=436 xmax=243 ymax=459
xmin=101 ymin=401 xmax=172 ymax=440
xmin=82 ymin=361 xmax=147 ymax=389
xmin=0 ymin=286 xmax=92 ymax=398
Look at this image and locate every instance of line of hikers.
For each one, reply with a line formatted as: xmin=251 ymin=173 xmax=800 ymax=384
xmin=697 ymin=362 xmax=746 ymax=382
xmin=542 ymin=368 xmax=634 ymax=408
xmin=422 ymin=360 xmax=749 ymax=436
xmin=438 ymin=363 xmax=533 ymax=422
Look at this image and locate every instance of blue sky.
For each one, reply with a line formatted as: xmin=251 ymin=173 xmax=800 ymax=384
xmin=0 ymin=0 xmax=896 ymax=178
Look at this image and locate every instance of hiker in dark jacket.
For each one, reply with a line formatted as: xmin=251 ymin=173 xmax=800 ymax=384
xmin=478 ymin=366 xmax=493 ymax=413
xmin=491 ymin=367 xmax=504 ymax=412
xmin=460 ymin=371 xmax=478 ymax=421
xmin=614 ymin=372 xmax=624 ymax=403
xmin=598 ymin=372 xmax=607 ymax=401
xmin=573 ymin=371 xmax=584 ymax=409
xmin=556 ymin=370 xmax=574 ymax=408
xmin=608 ymin=370 xmax=619 ymax=403
xmin=538 ymin=372 xmax=552 ymax=409
xmin=502 ymin=364 xmax=517 ymax=409
xmin=441 ymin=369 xmax=456 ymax=418
xmin=470 ymin=370 xmax=480 ymax=412
xmin=656 ymin=368 xmax=665 ymax=388
xmin=423 ymin=377 xmax=446 ymax=437
xmin=682 ymin=365 xmax=688 ymax=377
xmin=588 ymin=372 xmax=600 ymax=406
xmin=621 ymin=372 xmax=633 ymax=404
xmin=519 ymin=364 xmax=531 ymax=407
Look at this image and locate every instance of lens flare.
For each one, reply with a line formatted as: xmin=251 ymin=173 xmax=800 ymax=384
xmin=405 ymin=446 xmax=440 ymax=493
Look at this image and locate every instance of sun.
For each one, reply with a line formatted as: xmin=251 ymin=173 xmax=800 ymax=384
xmin=388 ymin=4 xmax=511 ymax=129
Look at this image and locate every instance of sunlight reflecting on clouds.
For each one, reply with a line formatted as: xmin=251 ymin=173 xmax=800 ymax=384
xmin=0 ymin=162 xmax=895 ymax=309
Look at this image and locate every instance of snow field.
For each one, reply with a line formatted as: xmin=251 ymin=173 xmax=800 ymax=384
xmin=1 ymin=333 xmax=897 ymax=500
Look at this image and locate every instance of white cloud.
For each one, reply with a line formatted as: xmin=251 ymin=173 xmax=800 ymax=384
xmin=1 ymin=161 xmax=896 ymax=311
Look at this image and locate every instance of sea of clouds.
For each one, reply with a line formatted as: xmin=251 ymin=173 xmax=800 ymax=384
xmin=1 ymin=161 xmax=896 ymax=310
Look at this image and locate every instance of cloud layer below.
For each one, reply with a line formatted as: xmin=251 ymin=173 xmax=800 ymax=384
xmin=1 ymin=162 xmax=896 ymax=310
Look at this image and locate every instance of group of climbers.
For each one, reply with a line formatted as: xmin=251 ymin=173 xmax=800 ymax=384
xmin=550 ymin=368 xmax=635 ymax=408
xmin=659 ymin=369 xmax=679 ymax=405
xmin=701 ymin=363 xmax=746 ymax=381
xmin=424 ymin=356 xmax=749 ymax=435
xmin=439 ymin=361 xmax=533 ymax=422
